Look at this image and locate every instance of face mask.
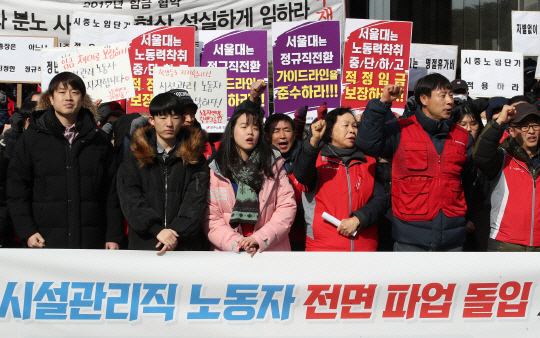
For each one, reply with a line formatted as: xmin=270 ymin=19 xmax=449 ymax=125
xmin=454 ymin=94 xmax=467 ymax=101
xmin=481 ymin=119 xmax=487 ymax=126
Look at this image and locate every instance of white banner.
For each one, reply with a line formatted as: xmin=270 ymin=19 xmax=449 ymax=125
xmin=511 ymin=11 xmax=540 ymax=56
xmin=40 ymin=47 xmax=73 ymax=91
xmin=0 ymin=36 xmax=56 ymax=83
xmin=461 ymin=50 xmax=524 ymax=98
xmin=408 ymin=43 xmax=458 ymax=91
xmin=56 ymin=42 xmax=135 ymax=102
xmin=1 ymin=0 xmax=345 ymax=46
xmin=70 ymin=11 xmax=134 ymax=47
xmin=1 ymin=250 xmax=540 ymax=337
xmin=154 ymin=66 xmax=227 ymax=132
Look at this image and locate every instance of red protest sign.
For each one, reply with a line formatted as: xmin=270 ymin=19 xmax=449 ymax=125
xmin=127 ymin=26 xmax=195 ymax=113
xmin=341 ymin=19 xmax=412 ymax=113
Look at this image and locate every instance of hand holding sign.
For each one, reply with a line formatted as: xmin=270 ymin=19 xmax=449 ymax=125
xmin=322 ymin=212 xmax=358 ymax=237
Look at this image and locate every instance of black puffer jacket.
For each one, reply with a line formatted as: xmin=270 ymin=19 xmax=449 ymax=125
xmin=6 ymin=107 xmax=124 ymax=248
xmin=117 ymin=125 xmax=209 ymax=251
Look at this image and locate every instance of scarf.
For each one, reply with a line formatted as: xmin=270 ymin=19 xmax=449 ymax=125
xmin=229 ymin=149 xmax=264 ymax=227
xmin=327 ymin=143 xmax=357 ymax=165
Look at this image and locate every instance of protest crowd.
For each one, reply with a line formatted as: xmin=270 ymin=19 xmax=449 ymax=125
xmin=1 ymin=64 xmax=540 ymax=254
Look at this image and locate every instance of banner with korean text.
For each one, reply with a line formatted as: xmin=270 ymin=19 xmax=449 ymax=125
xmin=41 ymin=47 xmax=73 ymax=92
xmin=70 ymin=11 xmax=134 ymax=47
xmin=199 ymin=30 xmax=268 ymax=119
xmin=408 ymin=43 xmax=458 ymax=91
xmin=341 ymin=19 xmax=412 ymax=113
xmin=55 ymin=42 xmax=135 ymax=102
xmin=272 ymin=21 xmax=341 ymax=121
xmin=0 ymin=36 xmax=56 ymax=83
xmin=511 ymin=11 xmax=540 ymax=56
xmin=127 ymin=26 xmax=195 ymax=113
xmin=154 ymin=67 xmax=227 ymax=132
xmin=1 ymin=0 xmax=345 ymax=47
xmin=461 ymin=50 xmax=524 ymax=98
xmin=1 ymin=250 xmax=540 ymax=337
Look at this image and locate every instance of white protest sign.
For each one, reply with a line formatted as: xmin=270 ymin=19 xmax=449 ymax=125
xmin=408 ymin=44 xmax=458 ymax=91
xmin=0 ymin=36 xmax=56 ymax=83
xmin=41 ymin=47 xmax=74 ymax=92
xmin=461 ymin=50 xmax=524 ymax=98
xmin=154 ymin=67 xmax=227 ymax=133
xmin=56 ymin=42 xmax=135 ymax=102
xmin=511 ymin=11 xmax=540 ymax=56
xmin=70 ymin=11 xmax=134 ymax=47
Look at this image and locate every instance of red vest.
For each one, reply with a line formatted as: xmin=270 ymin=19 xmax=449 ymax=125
xmin=392 ymin=116 xmax=469 ymax=221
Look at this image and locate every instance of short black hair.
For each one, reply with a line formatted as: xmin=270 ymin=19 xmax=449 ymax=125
xmin=322 ymin=107 xmax=355 ymax=144
xmin=47 ymin=72 xmax=86 ymax=98
xmin=414 ymin=73 xmax=452 ymax=107
xmin=263 ymin=113 xmax=294 ymax=135
xmin=508 ymin=95 xmax=532 ymax=105
xmin=149 ymin=92 xmax=185 ymax=117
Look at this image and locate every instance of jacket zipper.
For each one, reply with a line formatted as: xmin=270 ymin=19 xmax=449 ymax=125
xmin=345 ymin=165 xmax=354 ymax=251
xmin=164 ymin=164 xmax=171 ymax=228
xmin=326 ymin=158 xmax=356 ymax=251
xmin=533 ymin=169 xmax=536 ymax=247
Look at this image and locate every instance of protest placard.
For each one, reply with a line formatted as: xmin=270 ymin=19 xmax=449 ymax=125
xmin=154 ymin=67 xmax=227 ymax=133
xmin=341 ymin=19 xmax=412 ymax=114
xmin=200 ymin=30 xmax=268 ymax=119
xmin=70 ymin=11 xmax=134 ymax=47
xmin=128 ymin=26 xmax=196 ymax=113
xmin=41 ymin=47 xmax=74 ymax=91
xmin=1 ymin=0 xmax=345 ymax=48
xmin=272 ymin=21 xmax=341 ymax=122
xmin=511 ymin=11 xmax=540 ymax=56
xmin=56 ymin=42 xmax=135 ymax=102
xmin=408 ymin=44 xmax=458 ymax=91
xmin=461 ymin=50 xmax=524 ymax=98
xmin=0 ymin=36 xmax=56 ymax=83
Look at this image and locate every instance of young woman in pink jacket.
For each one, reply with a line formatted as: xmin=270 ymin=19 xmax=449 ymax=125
xmin=203 ymin=108 xmax=296 ymax=256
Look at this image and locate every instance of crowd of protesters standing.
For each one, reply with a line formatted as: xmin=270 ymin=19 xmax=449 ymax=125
xmin=1 ymin=67 xmax=540 ymax=254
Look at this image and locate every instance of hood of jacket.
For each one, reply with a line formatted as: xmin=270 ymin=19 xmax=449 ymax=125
xmin=35 ymin=91 xmax=100 ymax=122
xmin=28 ymin=106 xmax=99 ymax=141
xmin=131 ymin=124 xmax=206 ymax=168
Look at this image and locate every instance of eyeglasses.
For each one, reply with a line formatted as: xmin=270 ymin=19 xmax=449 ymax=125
xmin=514 ymin=124 xmax=540 ymax=132
xmin=457 ymin=122 xmax=479 ymax=131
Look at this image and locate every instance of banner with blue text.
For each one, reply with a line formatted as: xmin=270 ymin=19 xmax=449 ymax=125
xmin=1 ymin=250 xmax=539 ymax=337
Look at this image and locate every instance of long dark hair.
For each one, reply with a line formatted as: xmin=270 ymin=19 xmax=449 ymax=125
xmin=213 ymin=108 xmax=275 ymax=179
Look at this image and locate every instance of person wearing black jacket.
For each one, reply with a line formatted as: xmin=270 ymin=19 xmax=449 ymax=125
xmin=6 ymin=72 xmax=124 ymax=249
xmin=117 ymin=92 xmax=209 ymax=254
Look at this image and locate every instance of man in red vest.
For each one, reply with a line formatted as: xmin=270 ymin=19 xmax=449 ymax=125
xmin=356 ymin=73 xmax=476 ymax=251
xmin=473 ymin=103 xmax=540 ymax=251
